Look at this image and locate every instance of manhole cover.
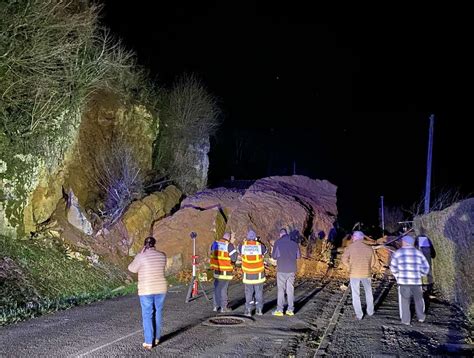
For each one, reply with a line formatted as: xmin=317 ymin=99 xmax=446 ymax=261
xmin=204 ymin=315 xmax=252 ymax=327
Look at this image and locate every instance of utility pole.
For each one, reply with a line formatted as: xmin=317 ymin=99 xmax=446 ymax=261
xmin=424 ymin=114 xmax=435 ymax=214
xmin=380 ymin=196 xmax=385 ymax=234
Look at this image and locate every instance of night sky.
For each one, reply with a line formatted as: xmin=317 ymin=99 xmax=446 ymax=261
xmin=103 ymin=1 xmax=473 ymax=228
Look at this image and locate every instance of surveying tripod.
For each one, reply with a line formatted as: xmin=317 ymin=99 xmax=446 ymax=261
xmin=185 ymin=232 xmax=210 ymax=303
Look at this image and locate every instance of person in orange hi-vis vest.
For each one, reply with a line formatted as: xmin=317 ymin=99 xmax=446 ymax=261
xmin=210 ymin=232 xmax=237 ymax=313
xmin=238 ymin=230 xmax=268 ymax=317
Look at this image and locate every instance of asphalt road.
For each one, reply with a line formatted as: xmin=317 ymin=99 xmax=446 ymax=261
xmin=0 ymin=279 xmax=339 ymax=357
xmin=1 ymin=277 xmax=472 ymax=357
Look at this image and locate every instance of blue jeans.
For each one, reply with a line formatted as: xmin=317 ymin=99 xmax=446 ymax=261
xmin=139 ymin=294 xmax=166 ymax=345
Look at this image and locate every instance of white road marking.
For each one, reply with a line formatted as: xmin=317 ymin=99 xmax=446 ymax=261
xmin=75 ymin=329 xmax=142 ymax=357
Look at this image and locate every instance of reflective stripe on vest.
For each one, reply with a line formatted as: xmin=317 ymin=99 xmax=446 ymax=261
xmin=210 ymin=240 xmax=233 ymax=272
xmin=214 ymin=270 xmax=233 ymax=280
xmin=243 ymin=271 xmax=266 ymax=284
xmin=241 ymin=240 xmax=264 ymax=274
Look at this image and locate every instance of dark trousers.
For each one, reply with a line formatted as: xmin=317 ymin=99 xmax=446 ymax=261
xmin=420 ymin=248 xmax=434 ymax=287
xmin=213 ymin=279 xmax=230 ymax=309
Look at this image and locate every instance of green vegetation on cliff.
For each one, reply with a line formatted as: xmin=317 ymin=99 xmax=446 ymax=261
xmin=0 ymin=234 xmax=134 ymax=325
xmin=0 ymin=0 xmax=157 ymax=233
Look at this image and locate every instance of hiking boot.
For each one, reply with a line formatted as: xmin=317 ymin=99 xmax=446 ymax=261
xmin=256 ymin=308 xmax=263 ymax=316
xmin=220 ymin=306 xmax=232 ymax=313
xmin=286 ymin=310 xmax=295 ymax=316
xmin=213 ymin=306 xmax=219 ymax=312
xmin=244 ymin=309 xmax=252 ymax=317
xmin=272 ymin=310 xmax=284 ymax=317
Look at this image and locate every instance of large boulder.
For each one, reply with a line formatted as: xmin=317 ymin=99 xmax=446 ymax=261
xmin=226 ymin=188 xmax=308 ymax=246
xmin=250 ymin=175 xmax=337 ymax=216
xmin=226 ymin=175 xmax=337 ymax=246
xmin=152 ymin=206 xmax=226 ymax=274
xmin=66 ymin=190 xmax=93 ymax=236
xmin=153 ymin=175 xmax=337 ymax=275
xmin=123 ymin=185 xmax=182 ymax=255
xmin=180 ymin=187 xmax=243 ymax=219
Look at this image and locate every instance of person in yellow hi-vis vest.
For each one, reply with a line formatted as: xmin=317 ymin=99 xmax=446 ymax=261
xmin=210 ymin=232 xmax=237 ymax=313
xmin=238 ymin=230 xmax=268 ymax=317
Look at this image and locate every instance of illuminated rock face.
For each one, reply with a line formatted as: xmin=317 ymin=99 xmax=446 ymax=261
xmin=1 ymin=91 xmax=158 ymax=237
xmin=148 ymin=175 xmax=337 ymax=273
xmin=123 ymin=185 xmax=182 ymax=256
xmin=225 ymin=175 xmax=337 ymax=248
xmin=414 ymin=198 xmax=474 ymax=317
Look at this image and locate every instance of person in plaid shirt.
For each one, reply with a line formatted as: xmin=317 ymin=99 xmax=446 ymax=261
xmin=390 ymin=235 xmax=430 ymax=325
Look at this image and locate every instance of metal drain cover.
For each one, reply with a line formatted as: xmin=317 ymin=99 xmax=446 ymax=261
xmin=204 ymin=315 xmax=252 ymax=327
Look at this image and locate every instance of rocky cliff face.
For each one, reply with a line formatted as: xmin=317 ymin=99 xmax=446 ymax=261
xmin=414 ymin=198 xmax=474 ymax=318
xmin=0 ymin=109 xmax=82 ymax=237
xmin=0 ymin=91 xmax=158 ymax=237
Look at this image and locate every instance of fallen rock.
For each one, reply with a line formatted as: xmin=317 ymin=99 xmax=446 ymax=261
xmin=226 ymin=175 xmax=337 ymax=247
xmin=143 ymin=185 xmax=182 ymax=218
xmin=122 ymin=200 xmax=153 ymax=253
xmin=181 ymin=187 xmax=243 ymax=219
xmin=250 ymin=175 xmax=337 ymax=217
xmin=151 ymin=175 xmax=337 ymax=277
xmin=297 ymin=258 xmax=329 ymax=277
xmin=123 ymin=185 xmax=182 ymax=255
xmin=66 ymin=190 xmax=93 ymax=236
xmin=227 ymin=188 xmax=309 ymax=246
xmin=152 ymin=206 xmax=226 ymax=273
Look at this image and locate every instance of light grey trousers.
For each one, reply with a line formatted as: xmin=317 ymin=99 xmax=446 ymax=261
xmin=244 ymin=283 xmax=264 ymax=310
xmin=398 ymin=284 xmax=426 ymax=324
xmin=350 ymin=277 xmax=374 ymax=319
xmin=277 ymin=272 xmax=295 ymax=312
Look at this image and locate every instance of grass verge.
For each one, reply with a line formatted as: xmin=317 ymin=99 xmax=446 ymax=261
xmin=0 ymin=235 xmax=134 ymax=326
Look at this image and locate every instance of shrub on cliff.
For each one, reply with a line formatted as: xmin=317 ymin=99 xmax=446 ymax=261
xmin=0 ymin=0 xmax=158 ymax=230
xmin=0 ymin=0 xmax=156 ymax=155
xmin=156 ymin=74 xmax=221 ymax=194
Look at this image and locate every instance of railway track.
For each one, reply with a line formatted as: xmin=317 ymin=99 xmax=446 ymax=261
xmin=313 ymin=274 xmax=395 ymax=356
